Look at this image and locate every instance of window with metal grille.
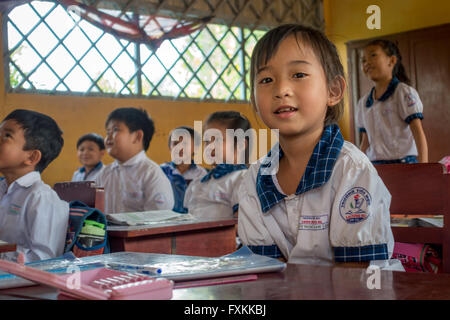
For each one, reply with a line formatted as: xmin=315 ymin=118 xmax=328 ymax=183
xmin=5 ymin=0 xmax=268 ymax=102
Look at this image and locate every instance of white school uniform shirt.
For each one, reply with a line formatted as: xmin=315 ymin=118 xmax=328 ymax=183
xmin=0 ymin=172 xmax=69 ymax=263
xmin=238 ymin=124 xmax=394 ymax=266
xmin=71 ymin=162 xmax=104 ymax=182
xmin=355 ymin=77 xmax=424 ymax=161
xmin=184 ymin=165 xmax=247 ymax=219
xmin=96 ymin=151 xmax=174 ymax=214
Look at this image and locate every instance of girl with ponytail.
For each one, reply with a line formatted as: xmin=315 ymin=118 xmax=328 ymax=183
xmin=355 ymin=39 xmax=428 ymax=164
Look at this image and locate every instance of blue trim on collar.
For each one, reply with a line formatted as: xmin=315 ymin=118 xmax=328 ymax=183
xmin=256 ymin=124 xmax=344 ymax=213
xmin=200 ymin=164 xmax=247 ymax=183
xmin=80 ymin=162 xmax=103 ymax=173
xmin=365 ymin=77 xmax=400 ymax=108
xmin=167 ymin=161 xmax=197 ymax=170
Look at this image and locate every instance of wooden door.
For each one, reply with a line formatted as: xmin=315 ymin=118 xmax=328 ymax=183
xmin=346 ymin=24 xmax=450 ymax=162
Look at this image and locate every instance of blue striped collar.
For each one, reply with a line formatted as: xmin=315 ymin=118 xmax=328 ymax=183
xmin=200 ymin=163 xmax=247 ymax=183
xmin=168 ymin=161 xmax=197 ymax=170
xmin=366 ymin=76 xmax=399 ymax=107
xmin=161 ymin=161 xmax=197 ymax=176
xmin=79 ymin=161 xmax=103 ymax=173
xmin=256 ymin=124 xmax=344 ymax=213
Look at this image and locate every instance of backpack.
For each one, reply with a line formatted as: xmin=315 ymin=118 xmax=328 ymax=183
xmin=64 ymin=201 xmax=109 ymax=257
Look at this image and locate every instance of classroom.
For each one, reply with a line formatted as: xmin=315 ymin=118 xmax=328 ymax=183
xmin=0 ymin=0 xmax=449 ymax=303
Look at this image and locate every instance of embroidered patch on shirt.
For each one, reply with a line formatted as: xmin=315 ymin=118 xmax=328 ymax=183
xmin=405 ymin=93 xmax=416 ymax=107
xmin=299 ymin=215 xmax=329 ymax=230
xmin=339 ymin=187 xmax=372 ymax=224
xmin=214 ymin=191 xmax=228 ymax=201
xmin=127 ymin=191 xmax=144 ymax=199
xmin=154 ymin=193 xmax=166 ymax=204
xmin=8 ymin=203 xmax=21 ymax=215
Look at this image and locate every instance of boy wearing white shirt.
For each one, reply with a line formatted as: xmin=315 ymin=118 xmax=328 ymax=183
xmin=0 ymin=109 xmax=69 ymax=262
xmin=96 ymin=107 xmax=174 ymax=214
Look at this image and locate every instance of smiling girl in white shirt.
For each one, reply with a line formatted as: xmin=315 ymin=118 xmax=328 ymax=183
xmin=237 ymin=24 xmax=395 ymax=267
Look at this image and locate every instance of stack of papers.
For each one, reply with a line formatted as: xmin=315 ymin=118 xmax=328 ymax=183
xmin=106 ymin=210 xmax=196 ymax=226
xmin=390 ymin=215 xmax=443 ymax=228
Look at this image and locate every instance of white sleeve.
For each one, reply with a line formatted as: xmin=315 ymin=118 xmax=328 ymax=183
xmin=22 ymin=191 xmax=69 ymax=262
xmin=237 ymin=169 xmax=275 ymax=246
xmin=143 ymin=168 xmax=175 ymax=211
xmin=71 ymin=170 xmax=77 ymax=182
xmin=354 ymin=97 xmax=366 ymax=132
xmin=183 ymin=177 xmax=198 ymax=209
xmin=396 ymin=84 xmax=424 ymax=123
xmin=230 ymin=170 xmax=247 ymax=213
xmin=329 ymin=157 xmax=394 ymax=262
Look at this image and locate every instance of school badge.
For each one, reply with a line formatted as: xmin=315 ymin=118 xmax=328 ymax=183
xmin=405 ymin=93 xmax=416 ymax=107
xmin=8 ymin=203 xmax=21 ymax=215
xmin=339 ymin=187 xmax=371 ymax=224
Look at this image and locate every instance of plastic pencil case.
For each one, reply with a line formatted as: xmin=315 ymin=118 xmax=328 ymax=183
xmin=58 ymin=268 xmax=173 ymax=300
xmin=0 ymin=257 xmax=173 ymax=300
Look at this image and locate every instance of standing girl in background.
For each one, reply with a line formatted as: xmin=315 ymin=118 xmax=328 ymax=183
xmin=356 ymin=39 xmax=428 ymax=164
xmin=238 ymin=24 xmax=397 ymax=267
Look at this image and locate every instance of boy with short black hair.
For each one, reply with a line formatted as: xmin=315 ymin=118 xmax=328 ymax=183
xmin=72 ymin=133 xmax=105 ymax=182
xmin=96 ymin=107 xmax=174 ymax=214
xmin=0 ymin=109 xmax=69 ymax=262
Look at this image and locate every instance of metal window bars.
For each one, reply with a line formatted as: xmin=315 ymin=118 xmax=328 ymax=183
xmin=4 ymin=0 xmax=323 ymax=102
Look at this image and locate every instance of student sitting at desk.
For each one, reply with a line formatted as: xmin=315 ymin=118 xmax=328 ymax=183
xmin=95 ymin=107 xmax=174 ymax=214
xmin=72 ymin=133 xmax=105 ymax=182
xmin=161 ymin=126 xmax=207 ymax=213
xmin=0 ymin=109 xmax=69 ymax=262
xmin=184 ymin=111 xmax=250 ymax=219
xmin=237 ymin=24 xmax=395 ymax=267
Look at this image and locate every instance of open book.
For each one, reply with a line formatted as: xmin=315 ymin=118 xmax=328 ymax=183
xmin=106 ymin=210 xmax=195 ymax=226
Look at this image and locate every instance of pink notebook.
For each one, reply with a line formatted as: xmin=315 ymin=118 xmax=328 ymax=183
xmin=0 ymin=256 xmax=173 ymax=300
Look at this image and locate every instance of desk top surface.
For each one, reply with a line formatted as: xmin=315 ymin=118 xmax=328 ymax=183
xmin=1 ymin=263 xmax=450 ymax=300
xmin=107 ymin=218 xmax=237 ymax=237
xmin=0 ymin=241 xmax=16 ymax=254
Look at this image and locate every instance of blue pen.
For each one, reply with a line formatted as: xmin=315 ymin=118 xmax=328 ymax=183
xmin=106 ymin=262 xmax=162 ymax=275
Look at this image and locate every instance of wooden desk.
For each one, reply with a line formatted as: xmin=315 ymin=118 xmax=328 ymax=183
xmin=108 ymin=218 xmax=237 ymax=257
xmin=174 ymin=264 xmax=450 ymax=300
xmin=1 ymin=264 xmax=450 ymax=300
xmin=0 ymin=241 xmax=16 ymax=254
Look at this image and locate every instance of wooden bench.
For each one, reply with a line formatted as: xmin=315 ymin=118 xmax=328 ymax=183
xmin=374 ymin=163 xmax=450 ymax=273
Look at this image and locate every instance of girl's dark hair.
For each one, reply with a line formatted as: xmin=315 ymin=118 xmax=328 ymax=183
xmin=168 ymin=126 xmax=201 ymax=147
xmin=106 ymin=107 xmax=154 ymax=151
xmin=205 ymin=111 xmax=252 ymax=133
xmin=365 ymin=39 xmax=410 ymax=85
xmin=77 ymin=133 xmax=105 ymax=150
xmin=250 ymin=24 xmax=346 ymax=126
xmin=205 ymin=111 xmax=252 ymax=164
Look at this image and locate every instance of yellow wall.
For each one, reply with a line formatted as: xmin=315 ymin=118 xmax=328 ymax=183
xmin=324 ymin=0 xmax=450 ymax=141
